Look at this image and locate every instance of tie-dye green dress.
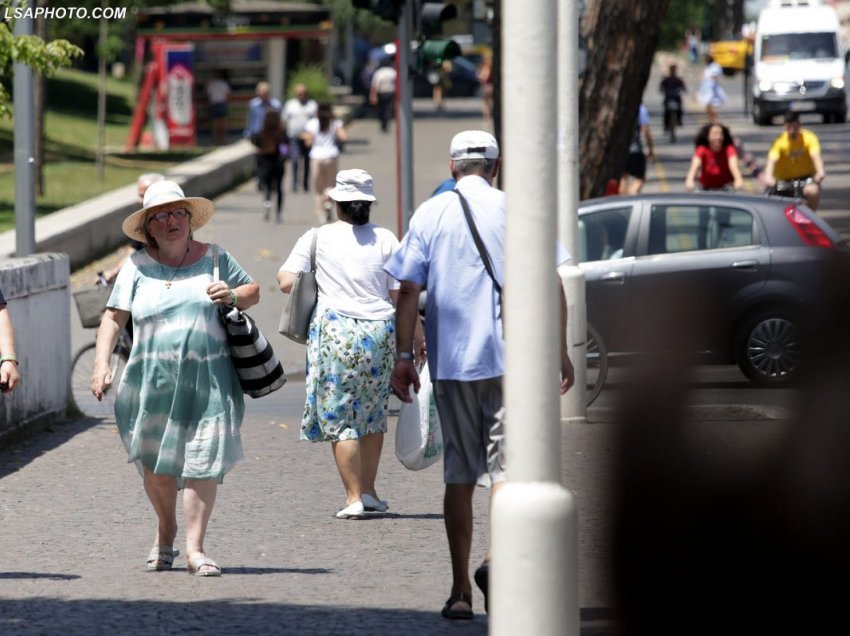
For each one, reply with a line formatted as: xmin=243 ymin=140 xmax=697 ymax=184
xmin=107 ymin=244 xmax=253 ymax=485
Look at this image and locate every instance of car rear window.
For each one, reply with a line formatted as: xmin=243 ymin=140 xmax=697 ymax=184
xmin=648 ymin=205 xmax=755 ymax=255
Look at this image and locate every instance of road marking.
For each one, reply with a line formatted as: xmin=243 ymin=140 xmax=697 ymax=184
xmin=654 ymin=159 xmax=671 ymax=192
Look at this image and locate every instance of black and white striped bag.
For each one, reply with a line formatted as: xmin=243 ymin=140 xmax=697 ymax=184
xmin=213 ymin=245 xmax=286 ymax=398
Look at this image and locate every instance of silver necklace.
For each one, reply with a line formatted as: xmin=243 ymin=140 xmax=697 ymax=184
xmin=158 ymin=246 xmax=190 ymax=289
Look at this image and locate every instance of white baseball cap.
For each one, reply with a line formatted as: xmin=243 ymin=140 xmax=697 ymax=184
xmin=327 ymin=169 xmax=377 ymax=202
xmin=450 ymin=130 xmax=500 ymax=160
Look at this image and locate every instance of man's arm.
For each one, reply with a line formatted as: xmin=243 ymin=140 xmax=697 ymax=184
xmin=811 ymin=150 xmax=825 ymax=184
xmin=390 ymin=280 xmax=422 ymax=402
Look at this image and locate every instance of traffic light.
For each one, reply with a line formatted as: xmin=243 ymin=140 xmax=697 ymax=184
xmin=418 ymin=39 xmax=461 ymax=66
xmin=417 ymin=2 xmax=460 ymax=68
xmin=352 ymin=0 xmax=404 ymax=22
xmin=420 ymin=2 xmax=457 ymax=37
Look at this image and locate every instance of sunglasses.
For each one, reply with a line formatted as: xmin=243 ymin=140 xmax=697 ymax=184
xmin=148 ymin=208 xmax=190 ymax=224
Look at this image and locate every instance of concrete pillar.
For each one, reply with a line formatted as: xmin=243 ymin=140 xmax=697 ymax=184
xmin=494 ymin=0 xmax=579 ymax=634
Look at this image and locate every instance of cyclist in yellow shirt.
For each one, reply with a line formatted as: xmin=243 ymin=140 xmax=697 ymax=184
xmin=763 ymin=111 xmax=825 ymax=211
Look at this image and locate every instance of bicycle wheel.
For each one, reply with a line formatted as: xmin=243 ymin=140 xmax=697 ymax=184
xmin=586 ymin=324 xmax=608 ymax=407
xmin=70 ymin=342 xmax=128 ymax=420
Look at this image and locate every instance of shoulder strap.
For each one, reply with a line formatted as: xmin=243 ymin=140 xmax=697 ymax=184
xmin=452 ymin=189 xmax=502 ymax=294
xmin=309 ymin=229 xmax=318 ymax=273
xmin=212 ymin=244 xmax=220 ymax=282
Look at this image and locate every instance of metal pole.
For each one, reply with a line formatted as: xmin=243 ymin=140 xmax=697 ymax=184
xmin=96 ymin=15 xmax=108 ymax=182
xmin=558 ymin=0 xmax=587 ymax=421
xmin=396 ymin=1 xmax=414 ymax=236
xmin=14 ymin=11 xmax=36 ymax=256
xmin=492 ymin=0 xmax=578 ymax=634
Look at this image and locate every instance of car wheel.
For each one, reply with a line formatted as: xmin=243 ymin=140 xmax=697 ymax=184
xmin=752 ymin=102 xmax=770 ymax=126
xmin=735 ymin=311 xmax=801 ymax=386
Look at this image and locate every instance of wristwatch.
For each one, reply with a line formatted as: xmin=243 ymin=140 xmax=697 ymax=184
xmin=396 ymin=352 xmax=414 ymax=361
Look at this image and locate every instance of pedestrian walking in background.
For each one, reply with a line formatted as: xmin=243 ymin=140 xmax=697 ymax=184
xmin=205 ymin=70 xmax=231 ymax=146
xmin=277 ymin=169 xmax=411 ymax=519
xmin=0 ymin=290 xmax=20 ymax=393
xmin=684 ymin=123 xmax=744 ymax=192
xmin=91 ymin=180 xmax=260 ymax=578
xmin=253 ymin=110 xmax=289 ymax=223
xmin=282 ymin=84 xmax=318 ymax=193
xmin=243 ymin=81 xmax=281 ymax=139
xmin=303 ymin=102 xmax=347 ymax=224
xmin=697 ymin=55 xmax=726 ymax=124
xmin=384 ymin=130 xmax=575 ymax=620
xmin=476 ymin=54 xmax=494 ymax=123
xmin=686 ymin=28 xmax=700 ymax=65
xmin=619 ymin=103 xmax=655 ymax=194
xmin=369 ymin=59 xmax=396 ymax=133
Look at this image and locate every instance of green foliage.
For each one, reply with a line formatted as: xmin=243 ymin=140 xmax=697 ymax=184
xmin=0 ymin=22 xmax=83 ymax=118
xmin=658 ymin=0 xmax=706 ymax=51
xmin=286 ymin=64 xmax=333 ymax=103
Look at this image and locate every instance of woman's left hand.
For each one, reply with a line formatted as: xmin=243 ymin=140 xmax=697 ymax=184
xmin=207 ymin=282 xmax=236 ymax=306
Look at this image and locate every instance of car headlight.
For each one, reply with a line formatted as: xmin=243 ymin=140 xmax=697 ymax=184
xmin=758 ymin=79 xmax=773 ymax=92
xmin=831 ymin=78 xmax=845 ymax=90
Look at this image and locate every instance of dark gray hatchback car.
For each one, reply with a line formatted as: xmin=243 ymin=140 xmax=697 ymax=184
xmin=578 ymin=192 xmax=846 ymax=387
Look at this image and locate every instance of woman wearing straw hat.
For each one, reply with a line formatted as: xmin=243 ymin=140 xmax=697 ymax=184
xmin=91 ymin=180 xmax=260 ymax=577
xmin=278 ymin=169 xmax=419 ymax=519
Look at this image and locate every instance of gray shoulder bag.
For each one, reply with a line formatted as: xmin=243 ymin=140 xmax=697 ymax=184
xmin=278 ymin=229 xmax=318 ymax=344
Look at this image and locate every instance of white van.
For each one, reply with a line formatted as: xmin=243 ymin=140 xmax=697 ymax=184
xmin=751 ymin=0 xmax=849 ymax=125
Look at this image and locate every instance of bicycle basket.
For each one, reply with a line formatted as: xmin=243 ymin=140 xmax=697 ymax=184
xmin=73 ymin=286 xmax=112 ymax=328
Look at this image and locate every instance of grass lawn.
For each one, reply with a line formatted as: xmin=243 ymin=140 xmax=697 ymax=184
xmin=0 ymin=68 xmax=205 ymax=232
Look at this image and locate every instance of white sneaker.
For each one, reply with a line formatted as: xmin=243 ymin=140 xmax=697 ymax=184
xmin=361 ymin=493 xmax=389 ymax=513
xmin=335 ymin=500 xmax=365 ymax=519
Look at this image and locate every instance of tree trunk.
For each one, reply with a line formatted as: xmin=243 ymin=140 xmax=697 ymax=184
xmin=578 ymin=0 xmax=670 ymax=199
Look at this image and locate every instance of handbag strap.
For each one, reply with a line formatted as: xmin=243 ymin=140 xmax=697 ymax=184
xmin=452 ymin=189 xmax=502 ymax=294
xmin=309 ymin=229 xmax=317 ymax=273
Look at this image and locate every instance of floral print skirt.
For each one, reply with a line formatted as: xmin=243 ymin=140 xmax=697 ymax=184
xmin=301 ymin=305 xmax=395 ymax=442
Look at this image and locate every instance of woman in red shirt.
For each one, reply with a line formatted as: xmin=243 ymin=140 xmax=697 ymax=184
xmin=684 ymin=123 xmax=744 ymax=191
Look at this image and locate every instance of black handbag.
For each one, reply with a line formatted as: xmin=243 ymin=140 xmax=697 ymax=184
xmin=213 ymin=245 xmax=286 ymax=398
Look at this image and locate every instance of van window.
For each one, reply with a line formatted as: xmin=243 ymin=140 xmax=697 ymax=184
xmin=761 ymin=32 xmax=837 ymax=61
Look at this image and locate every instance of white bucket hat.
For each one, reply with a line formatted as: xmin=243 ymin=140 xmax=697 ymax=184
xmin=327 ymin=169 xmax=377 ymax=202
xmin=122 ymin=180 xmax=214 ymax=244
xmin=450 ymin=130 xmax=500 ymax=160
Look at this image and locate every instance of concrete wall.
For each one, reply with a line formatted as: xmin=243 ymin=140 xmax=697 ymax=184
xmin=0 ymin=254 xmax=70 ymax=448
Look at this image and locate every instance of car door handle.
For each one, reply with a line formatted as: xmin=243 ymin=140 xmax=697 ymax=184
xmin=731 ymin=260 xmax=758 ymax=270
xmin=601 ymin=271 xmax=626 ymax=283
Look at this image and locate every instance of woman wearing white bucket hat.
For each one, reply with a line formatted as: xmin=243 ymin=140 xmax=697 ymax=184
xmin=91 ymin=180 xmax=260 ymax=576
xmin=278 ymin=169 xmax=420 ymax=519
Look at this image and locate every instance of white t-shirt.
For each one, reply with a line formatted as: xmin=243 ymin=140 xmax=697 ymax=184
xmin=281 ymin=223 xmax=400 ymax=320
xmin=371 ymin=66 xmax=397 ymax=95
xmin=206 ymin=78 xmax=230 ymax=104
xmin=304 ymin=118 xmax=343 ymax=160
xmin=282 ymin=97 xmax=318 ymax=137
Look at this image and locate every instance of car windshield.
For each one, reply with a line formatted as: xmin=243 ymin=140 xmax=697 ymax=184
xmin=760 ymin=32 xmax=837 ymax=61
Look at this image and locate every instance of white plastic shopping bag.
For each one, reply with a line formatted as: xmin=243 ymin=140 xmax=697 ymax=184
xmin=395 ymin=363 xmax=443 ymax=470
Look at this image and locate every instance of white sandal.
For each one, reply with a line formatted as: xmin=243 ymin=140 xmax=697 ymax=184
xmin=187 ymin=554 xmax=222 ymax=577
xmin=146 ymin=545 xmax=179 ymax=571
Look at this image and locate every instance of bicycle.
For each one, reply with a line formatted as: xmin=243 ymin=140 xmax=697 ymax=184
xmin=70 ymin=274 xmax=132 ymax=419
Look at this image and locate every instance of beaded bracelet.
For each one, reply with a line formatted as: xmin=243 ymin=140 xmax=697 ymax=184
xmin=229 ymin=290 xmax=238 ymax=307
xmin=0 ymin=355 xmax=18 ymax=366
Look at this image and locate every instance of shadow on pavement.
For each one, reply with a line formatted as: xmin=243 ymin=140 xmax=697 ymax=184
xmin=0 ymin=598 xmax=491 ymax=635
xmin=0 ymin=417 xmax=103 ymax=480
xmin=0 ymin=573 xmax=81 ymax=581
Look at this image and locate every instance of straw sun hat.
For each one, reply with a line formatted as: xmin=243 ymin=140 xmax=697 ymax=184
xmin=122 ymin=180 xmax=215 ymax=244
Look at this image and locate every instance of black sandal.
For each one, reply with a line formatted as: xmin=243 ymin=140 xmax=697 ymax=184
xmin=441 ymin=591 xmax=474 ymax=620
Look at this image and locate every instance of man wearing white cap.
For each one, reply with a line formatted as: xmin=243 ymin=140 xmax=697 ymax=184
xmin=385 ymin=130 xmax=575 ymax=620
